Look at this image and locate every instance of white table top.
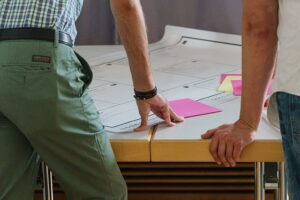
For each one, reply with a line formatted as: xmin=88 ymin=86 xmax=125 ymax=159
xmin=75 ymin=26 xmax=281 ymax=142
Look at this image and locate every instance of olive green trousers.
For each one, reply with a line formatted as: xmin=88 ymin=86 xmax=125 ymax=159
xmin=0 ymin=40 xmax=127 ymax=200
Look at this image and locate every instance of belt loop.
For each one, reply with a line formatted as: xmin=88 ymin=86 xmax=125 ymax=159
xmin=54 ymin=30 xmax=59 ymax=48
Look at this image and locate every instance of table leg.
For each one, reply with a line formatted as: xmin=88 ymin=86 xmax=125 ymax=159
xmin=255 ymin=162 xmax=265 ymax=200
xmin=42 ymin=162 xmax=54 ymax=200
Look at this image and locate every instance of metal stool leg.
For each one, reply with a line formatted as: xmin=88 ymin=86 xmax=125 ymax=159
xmin=264 ymin=163 xmax=280 ymax=200
xmin=42 ymin=162 xmax=54 ymax=200
xmin=279 ymin=162 xmax=287 ymax=200
xmin=255 ymin=162 xmax=265 ymax=200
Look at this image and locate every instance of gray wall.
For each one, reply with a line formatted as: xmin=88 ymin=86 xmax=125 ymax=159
xmin=75 ymin=0 xmax=242 ymax=45
xmin=75 ymin=0 xmax=114 ymax=45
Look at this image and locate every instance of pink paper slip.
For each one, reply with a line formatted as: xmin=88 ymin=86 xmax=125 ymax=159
xmin=231 ymin=80 xmax=242 ymax=96
xmin=220 ymin=74 xmax=241 ymax=83
xmin=169 ymin=98 xmax=222 ymax=118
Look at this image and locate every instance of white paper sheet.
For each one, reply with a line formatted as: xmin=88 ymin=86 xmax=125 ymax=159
xmin=81 ymin=26 xmax=244 ymax=133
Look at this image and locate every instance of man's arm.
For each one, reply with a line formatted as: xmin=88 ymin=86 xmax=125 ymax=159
xmin=110 ymin=0 xmax=184 ymax=131
xmin=110 ymin=0 xmax=153 ymax=91
xmin=202 ymin=0 xmax=278 ymax=167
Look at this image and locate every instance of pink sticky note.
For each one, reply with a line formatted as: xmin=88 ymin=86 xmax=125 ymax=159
xmin=231 ymin=80 xmax=242 ymax=96
xmin=169 ymin=98 xmax=222 ymax=118
xmin=220 ymin=74 xmax=241 ymax=83
xmin=232 ymin=80 xmax=273 ymax=96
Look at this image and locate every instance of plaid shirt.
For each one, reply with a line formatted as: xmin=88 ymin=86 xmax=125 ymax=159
xmin=0 ymin=0 xmax=83 ymax=41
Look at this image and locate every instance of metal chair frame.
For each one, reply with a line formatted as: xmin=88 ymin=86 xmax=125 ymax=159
xmin=42 ymin=162 xmax=54 ymax=200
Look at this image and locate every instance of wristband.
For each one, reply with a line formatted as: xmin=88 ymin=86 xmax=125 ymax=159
xmin=134 ymin=86 xmax=157 ymax=100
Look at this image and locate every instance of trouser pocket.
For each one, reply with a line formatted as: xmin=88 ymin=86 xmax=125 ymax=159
xmin=73 ymin=51 xmax=93 ymax=96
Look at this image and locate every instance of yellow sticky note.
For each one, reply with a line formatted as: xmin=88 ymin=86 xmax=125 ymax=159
xmin=218 ymin=76 xmax=242 ymax=92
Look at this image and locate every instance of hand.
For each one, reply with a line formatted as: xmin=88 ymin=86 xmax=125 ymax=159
xmin=201 ymin=119 xmax=255 ymax=167
xmin=134 ymin=93 xmax=184 ymax=131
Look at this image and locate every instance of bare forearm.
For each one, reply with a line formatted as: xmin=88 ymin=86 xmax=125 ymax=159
xmin=240 ymin=0 xmax=278 ymax=129
xmin=110 ymin=0 xmax=155 ymax=91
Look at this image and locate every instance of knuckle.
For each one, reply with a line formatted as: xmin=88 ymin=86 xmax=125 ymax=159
xmin=216 ymin=133 xmax=224 ymax=140
xmin=234 ymin=140 xmax=242 ymax=146
xmin=224 ymin=130 xmax=230 ymax=135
